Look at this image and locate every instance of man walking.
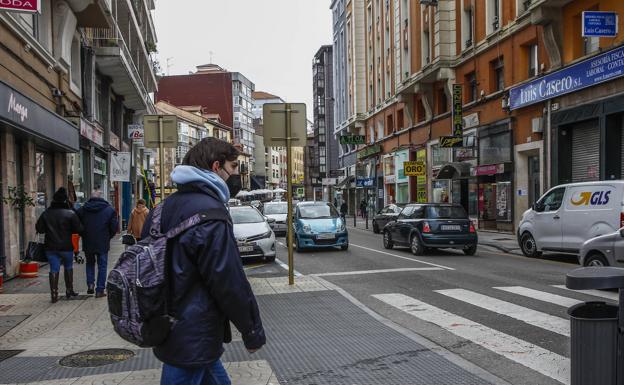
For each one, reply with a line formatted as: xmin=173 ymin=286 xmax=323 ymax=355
xmin=127 ymin=199 xmax=149 ymax=241
xmin=142 ymin=138 xmax=265 ymax=385
xmin=77 ymin=189 xmax=118 ymax=298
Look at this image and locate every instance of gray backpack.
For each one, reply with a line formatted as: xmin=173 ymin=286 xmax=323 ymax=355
xmin=106 ymin=203 xmax=230 ymax=347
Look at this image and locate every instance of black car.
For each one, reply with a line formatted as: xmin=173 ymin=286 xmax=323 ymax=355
xmin=382 ymin=203 xmax=478 ymax=256
xmin=372 ymin=204 xmax=404 ymax=233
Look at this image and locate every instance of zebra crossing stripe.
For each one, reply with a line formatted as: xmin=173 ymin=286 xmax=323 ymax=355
xmin=495 ymin=286 xmax=583 ymax=308
xmin=435 ymin=289 xmax=569 ymax=336
xmin=373 ymin=293 xmax=569 ymax=385
xmin=552 ymin=285 xmax=618 ymax=301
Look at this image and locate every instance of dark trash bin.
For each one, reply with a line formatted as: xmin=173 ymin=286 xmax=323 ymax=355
xmin=568 ymin=301 xmax=619 ymax=385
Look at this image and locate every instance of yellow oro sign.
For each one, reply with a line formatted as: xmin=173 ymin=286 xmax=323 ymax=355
xmin=404 ymin=161 xmax=426 ymax=176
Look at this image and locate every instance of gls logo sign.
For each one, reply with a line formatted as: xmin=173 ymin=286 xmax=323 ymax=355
xmin=571 ymin=191 xmax=611 ymax=206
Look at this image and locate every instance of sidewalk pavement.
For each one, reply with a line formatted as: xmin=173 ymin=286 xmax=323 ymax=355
xmin=345 ymin=215 xmax=524 ymax=256
xmin=0 ymin=237 xmax=507 ymax=385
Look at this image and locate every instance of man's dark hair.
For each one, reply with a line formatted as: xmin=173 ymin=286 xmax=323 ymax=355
xmin=182 ymin=138 xmax=240 ymax=170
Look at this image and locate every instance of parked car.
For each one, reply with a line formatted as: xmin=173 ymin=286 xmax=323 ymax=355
xmin=229 ymin=206 xmax=276 ymax=262
xmin=382 ymin=203 xmax=478 ymax=256
xmin=249 ymin=200 xmax=263 ymax=211
xmin=578 ymin=227 xmax=624 ymax=267
xmin=372 ymin=204 xmax=404 ymax=233
xmin=293 ymin=201 xmax=348 ymax=251
xmin=227 ymin=198 xmax=241 ymax=207
xmin=518 ymin=181 xmax=624 ymax=258
xmin=263 ymin=202 xmax=288 ymax=235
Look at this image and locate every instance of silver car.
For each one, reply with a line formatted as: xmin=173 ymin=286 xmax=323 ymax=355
xmin=263 ymin=202 xmax=288 ymax=235
xmin=579 ymin=228 xmax=624 ymax=267
xmin=229 ymin=206 xmax=276 ymax=262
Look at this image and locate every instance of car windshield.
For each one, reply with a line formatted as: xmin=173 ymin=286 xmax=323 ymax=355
xmin=230 ymin=208 xmax=264 ymax=224
xmin=426 ymin=206 xmax=468 ymax=219
xmin=264 ymin=203 xmax=288 ymax=215
xmin=299 ymin=204 xmax=338 ymax=219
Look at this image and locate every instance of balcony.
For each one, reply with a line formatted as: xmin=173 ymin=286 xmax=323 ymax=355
xmin=85 ymin=27 xmax=154 ymax=112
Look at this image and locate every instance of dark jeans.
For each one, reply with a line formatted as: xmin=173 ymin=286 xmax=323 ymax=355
xmin=85 ymin=252 xmax=108 ymax=293
xmin=45 ymin=251 xmax=73 ymax=273
xmin=161 ymin=360 xmax=231 ymax=385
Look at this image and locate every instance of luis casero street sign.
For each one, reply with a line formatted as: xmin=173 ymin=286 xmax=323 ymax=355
xmin=340 ymin=135 xmax=365 ymax=145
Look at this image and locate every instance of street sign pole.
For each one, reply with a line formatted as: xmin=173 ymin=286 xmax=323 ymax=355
xmin=158 ymin=116 xmax=166 ymax=203
xmin=285 ymin=103 xmax=295 ymax=286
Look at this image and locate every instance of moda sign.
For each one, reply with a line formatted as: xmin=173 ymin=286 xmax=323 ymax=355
xmin=0 ymin=0 xmax=40 ymax=13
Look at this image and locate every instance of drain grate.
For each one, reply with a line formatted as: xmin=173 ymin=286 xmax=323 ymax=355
xmin=59 ymin=349 xmax=135 ymax=368
xmin=0 ymin=350 xmax=24 ymax=362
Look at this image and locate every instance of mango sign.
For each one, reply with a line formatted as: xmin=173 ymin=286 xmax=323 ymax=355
xmin=0 ymin=0 xmax=40 ymax=13
xmin=404 ymin=161 xmax=425 ymax=177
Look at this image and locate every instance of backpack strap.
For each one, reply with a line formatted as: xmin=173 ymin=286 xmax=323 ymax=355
xmin=165 ymin=208 xmax=231 ymax=239
xmin=148 ymin=204 xmax=165 ymax=238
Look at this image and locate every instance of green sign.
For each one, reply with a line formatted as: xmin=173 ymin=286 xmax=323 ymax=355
xmin=357 ymin=144 xmax=382 ymax=159
xmin=340 ymin=135 xmax=366 ymax=145
xmin=452 ymin=84 xmax=463 ymax=137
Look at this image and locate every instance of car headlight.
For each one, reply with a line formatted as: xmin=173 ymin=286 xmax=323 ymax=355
xmin=338 ymin=222 xmax=346 ymax=232
xmin=260 ymin=230 xmax=272 ymax=239
xmin=303 ymin=224 xmax=312 ymax=233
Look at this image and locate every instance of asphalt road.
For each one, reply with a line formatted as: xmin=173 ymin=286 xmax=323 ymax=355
xmin=243 ymin=227 xmax=612 ymax=385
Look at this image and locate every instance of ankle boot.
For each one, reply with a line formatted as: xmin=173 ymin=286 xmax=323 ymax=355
xmin=87 ymin=284 xmax=95 ymax=295
xmin=49 ymin=273 xmax=59 ymax=303
xmin=64 ymin=269 xmax=79 ymax=299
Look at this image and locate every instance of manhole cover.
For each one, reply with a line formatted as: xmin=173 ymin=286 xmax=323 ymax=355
xmin=59 ymin=349 xmax=135 ymax=368
xmin=0 ymin=350 xmax=24 ymax=362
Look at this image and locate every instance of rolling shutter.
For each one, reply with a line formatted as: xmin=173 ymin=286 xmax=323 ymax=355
xmin=571 ymin=121 xmax=600 ymax=182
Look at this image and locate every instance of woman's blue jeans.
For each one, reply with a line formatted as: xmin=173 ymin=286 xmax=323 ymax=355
xmin=45 ymin=251 xmax=73 ymax=273
xmin=161 ymin=360 xmax=231 ymax=385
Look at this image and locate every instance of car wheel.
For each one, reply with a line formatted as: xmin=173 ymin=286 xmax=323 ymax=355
xmin=410 ymin=234 xmax=424 ymax=256
xmin=585 ymin=253 xmax=609 ymax=267
xmin=295 ymin=236 xmax=303 ymax=253
xmin=463 ymin=244 xmax=477 ymax=256
xmin=373 ymin=221 xmax=380 ymax=234
xmin=383 ymin=231 xmax=394 ymax=249
xmin=341 ymin=244 xmax=349 ymax=250
xmin=520 ymin=232 xmax=542 ymax=258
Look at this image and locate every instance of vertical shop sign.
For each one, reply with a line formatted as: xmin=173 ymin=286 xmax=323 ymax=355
xmin=417 ymin=149 xmax=427 ymax=203
xmin=496 ymin=182 xmax=512 ymax=221
xmin=110 ymin=152 xmax=131 ymax=182
xmin=452 ymin=84 xmax=463 ymax=137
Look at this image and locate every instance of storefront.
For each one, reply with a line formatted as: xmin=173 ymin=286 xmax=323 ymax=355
xmin=474 ymin=120 xmax=514 ymax=232
xmin=383 ymin=155 xmax=395 ymax=204
xmin=0 ymin=80 xmax=79 ymax=277
xmin=357 ymin=145 xmax=382 ymax=211
xmin=394 ymin=149 xmax=410 ymax=204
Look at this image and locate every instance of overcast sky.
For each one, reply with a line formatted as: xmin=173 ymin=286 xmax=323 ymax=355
xmin=153 ymin=1 xmax=333 ymax=120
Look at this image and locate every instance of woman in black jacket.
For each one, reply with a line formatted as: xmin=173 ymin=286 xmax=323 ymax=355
xmin=35 ymin=187 xmax=83 ymax=303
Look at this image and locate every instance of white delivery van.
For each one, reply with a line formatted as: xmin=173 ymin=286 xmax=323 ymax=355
xmin=517 ymin=181 xmax=624 ymax=257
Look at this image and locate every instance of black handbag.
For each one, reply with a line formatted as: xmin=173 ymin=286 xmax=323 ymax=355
xmin=26 ymin=241 xmax=46 ymax=262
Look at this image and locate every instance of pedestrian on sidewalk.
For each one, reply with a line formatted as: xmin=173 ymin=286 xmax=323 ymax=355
xmin=360 ymin=199 xmax=368 ymax=218
xmin=142 ymin=138 xmax=265 ymax=385
xmin=77 ymin=189 xmax=118 ymax=298
xmin=35 ymin=187 xmax=83 ymax=303
xmin=127 ymin=199 xmax=149 ymax=242
xmin=340 ymin=201 xmax=348 ymax=222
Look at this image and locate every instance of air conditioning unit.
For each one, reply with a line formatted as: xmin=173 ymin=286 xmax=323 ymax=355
xmin=532 ymin=117 xmax=543 ymax=133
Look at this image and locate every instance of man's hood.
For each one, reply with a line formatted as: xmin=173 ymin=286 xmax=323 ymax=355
xmin=132 ymin=206 xmax=149 ymax=215
xmin=83 ymin=197 xmax=111 ymax=212
xmin=170 ymin=165 xmax=229 ymax=203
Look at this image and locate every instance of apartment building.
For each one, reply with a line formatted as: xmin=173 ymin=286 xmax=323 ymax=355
xmin=0 ymin=0 xmax=158 ymax=277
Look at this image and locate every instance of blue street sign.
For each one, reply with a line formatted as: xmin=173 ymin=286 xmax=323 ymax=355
xmin=509 ymin=44 xmax=624 ymax=110
xmin=583 ymin=11 xmax=618 ymax=37
xmin=356 ymin=178 xmax=375 ymax=188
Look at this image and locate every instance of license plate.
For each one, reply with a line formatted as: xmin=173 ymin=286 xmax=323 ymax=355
xmin=441 ymin=225 xmax=461 ymax=231
xmin=238 ymin=246 xmax=254 ymax=252
xmin=317 ymin=233 xmax=335 ymax=240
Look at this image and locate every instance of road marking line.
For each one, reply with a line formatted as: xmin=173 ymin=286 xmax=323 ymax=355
xmin=349 ymin=243 xmax=455 ymax=270
xmin=311 ymin=267 xmax=444 ymax=277
xmin=436 ymin=289 xmax=569 ymax=336
xmin=274 ymin=257 xmax=303 ymax=277
xmin=495 ymin=286 xmax=583 ymax=308
xmin=373 ymin=293 xmax=569 ymax=385
xmin=552 ymin=285 xmax=618 ymax=301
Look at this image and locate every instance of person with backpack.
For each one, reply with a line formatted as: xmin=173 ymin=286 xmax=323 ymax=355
xmin=137 ymin=137 xmax=265 ymax=385
xmin=77 ymin=189 xmax=118 ymax=298
xmin=127 ymin=199 xmax=149 ymax=242
xmin=35 ymin=187 xmax=83 ymax=303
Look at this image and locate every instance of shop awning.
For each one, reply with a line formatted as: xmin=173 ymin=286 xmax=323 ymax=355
xmin=436 ymin=162 xmax=471 ymax=179
xmin=335 ymin=175 xmax=355 ymax=189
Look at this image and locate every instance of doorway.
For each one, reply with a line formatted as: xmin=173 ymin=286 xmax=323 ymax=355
xmin=528 ymin=156 xmax=540 ymax=208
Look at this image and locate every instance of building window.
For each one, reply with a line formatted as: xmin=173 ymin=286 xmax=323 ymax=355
xmin=491 ymin=57 xmax=504 ymax=92
xmin=462 ymin=2 xmax=474 ymax=49
xmin=487 ymin=0 xmax=501 ymax=34
xmin=528 ymin=44 xmax=538 ymax=78
xmin=70 ymin=35 xmax=81 ymax=93
xmin=437 ymin=88 xmax=448 ymax=115
xmin=466 ymin=72 xmax=477 ymax=102
xmin=422 ymin=30 xmax=430 ymax=66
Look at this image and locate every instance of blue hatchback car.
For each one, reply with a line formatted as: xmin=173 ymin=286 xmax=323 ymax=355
xmin=293 ymin=202 xmax=349 ymax=251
